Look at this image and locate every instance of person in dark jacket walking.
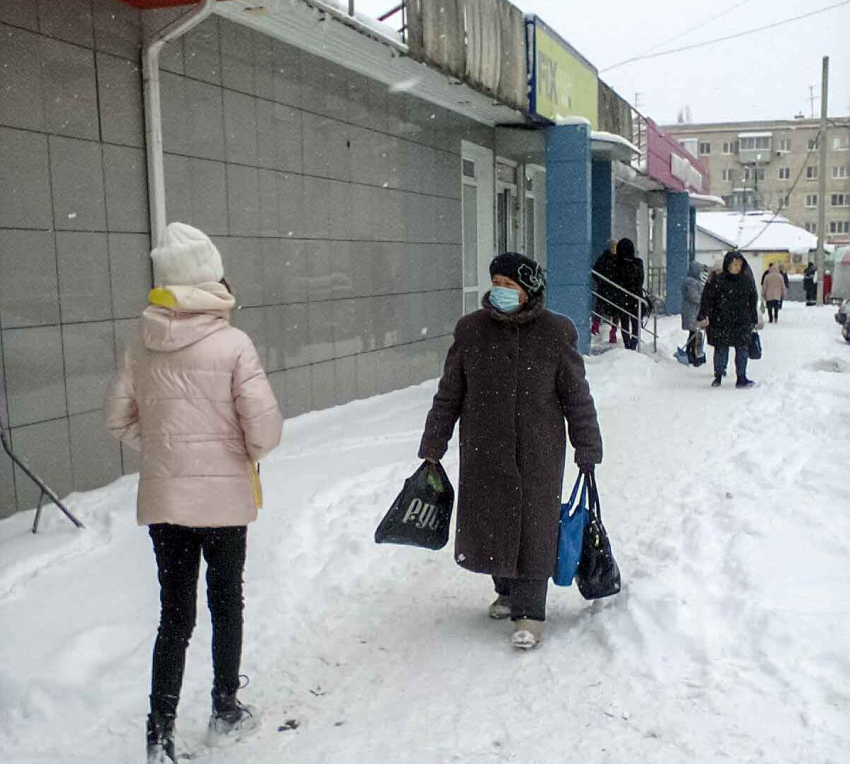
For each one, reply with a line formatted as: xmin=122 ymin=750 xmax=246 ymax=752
xmin=804 ymin=262 xmax=817 ymax=306
xmin=778 ymin=264 xmax=790 ymax=308
xmin=614 ymin=238 xmax=645 ymax=350
xmin=419 ymin=252 xmax=603 ymax=650
xmin=591 ymin=239 xmax=619 ymax=342
xmin=678 ymin=260 xmax=706 ymax=364
xmin=696 ymin=251 xmax=760 ymax=388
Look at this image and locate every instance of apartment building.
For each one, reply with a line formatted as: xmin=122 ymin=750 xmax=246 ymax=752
xmin=665 ymin=118 xmax=850 ymax=244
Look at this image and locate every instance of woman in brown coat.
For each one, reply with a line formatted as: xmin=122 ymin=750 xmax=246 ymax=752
xmin=419 ymin=253 xmax=603 ymax=650
xmin=762 ymin=263 xmax=788 ymax=323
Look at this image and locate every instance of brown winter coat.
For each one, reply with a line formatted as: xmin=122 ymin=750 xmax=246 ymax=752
xmin=419 ymin=295 xmax=603 ymax=580
xmin=762 ymin=269 xmax=788 ymax=302
xmin=104 ymin=283 xmax=283 ymax=527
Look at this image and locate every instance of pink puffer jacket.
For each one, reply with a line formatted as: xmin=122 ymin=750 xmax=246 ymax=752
xmin=104 ymin=284 xmax=283 ymax=527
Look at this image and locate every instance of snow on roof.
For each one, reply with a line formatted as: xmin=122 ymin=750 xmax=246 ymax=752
xmin=737 ymin=132 xmax=773 ymax=138
xmin=591 ymin=131 xmax=640 ymax=154
xmin=696 ymin=211 xmax=820 ymax=254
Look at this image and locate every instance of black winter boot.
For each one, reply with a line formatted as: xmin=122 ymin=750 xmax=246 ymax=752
xmin=146 ymin=711 xmax=176 ymax=764
xmin=208 ymin=687 xmax=259 ymax=745
xmin=736 ymin=377 xmax=756 ymax=389
xmin=711 ymin=375 xmax=722 ymax=387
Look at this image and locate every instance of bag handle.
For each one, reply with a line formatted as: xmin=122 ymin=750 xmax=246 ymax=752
xmin=564 ymin=473 xmax=588 ymax=519
xmin=587 ymin=471 xmax=602 ymax=524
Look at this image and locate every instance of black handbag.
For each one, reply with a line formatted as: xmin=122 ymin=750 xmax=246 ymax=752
xmin=749 ymin=331 xmax=763 ymax=360
xmin=374 ymin=462 xmax=454 ymax=550
xmin=575 ymin=472 xmax=621 ymax=600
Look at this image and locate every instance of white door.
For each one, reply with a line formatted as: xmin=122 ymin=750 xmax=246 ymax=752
xmin=496 ymin=158 xmax=520 ymax=256
xmin=524 ymin=164 xmax=547 ymax=266
xmin=461 ymin=142 xmax=495 ymax=314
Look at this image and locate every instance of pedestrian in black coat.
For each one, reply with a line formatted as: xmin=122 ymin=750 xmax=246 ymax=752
xmin=591 ymin=239 xmax=619 ymax=341
xmin=419 ymin=252 xmax=603 ymax=649
xmin=804 ymin=262 xmax=817 ymax=306
xmin=696 ymin=251 xmax=759 ymax=388
xmin=614 ymin=238 xmax=645 ymax=350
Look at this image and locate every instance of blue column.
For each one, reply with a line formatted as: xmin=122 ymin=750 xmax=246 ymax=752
xmin=591 ymin=159 xmax=614 ymax=259
xmin=546 ymin=124 xmax=592 ymax=353
xmin=666 ymin=192 xmax=690 ymax=314
xmin=688 ymin=206 xmax=697 ymax=262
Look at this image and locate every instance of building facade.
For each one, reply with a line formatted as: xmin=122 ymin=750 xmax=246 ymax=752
xmin=665 ymin=118 xmax=850 ymax=244
xmin=0 ymin=0 xmax=701 ymax=518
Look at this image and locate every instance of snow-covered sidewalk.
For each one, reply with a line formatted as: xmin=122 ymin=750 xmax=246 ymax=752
xmin=2 ymin=303 xmax=849 ymax=764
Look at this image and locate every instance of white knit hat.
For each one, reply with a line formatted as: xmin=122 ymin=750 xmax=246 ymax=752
xmin=150 ymin=222 xmax=224 ymax=286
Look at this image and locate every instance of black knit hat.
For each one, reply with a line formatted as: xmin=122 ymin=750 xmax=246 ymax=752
xmin=616 ymin=238 xmax=635 ymax=258
xmin=489 ymin=252 xmax=546 ymax=296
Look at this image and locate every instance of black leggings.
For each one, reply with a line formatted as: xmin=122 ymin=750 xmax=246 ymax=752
xmin=149 ymin=524 xmax=246 ymax=717
xmin=766 ymin=300 xmax=781 ymax=322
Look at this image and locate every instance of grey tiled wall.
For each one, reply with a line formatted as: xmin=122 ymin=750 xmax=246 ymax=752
xmin=159 ymin=16 xmax=491 ymax=417
xmin=0 ymin=0 xmax=147 ymax=517
xmin=0 ymin=3 xmax=492 ymax=517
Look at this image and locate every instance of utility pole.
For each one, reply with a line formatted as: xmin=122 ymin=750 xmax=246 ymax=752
xmin=816 ymin=56 xmax=829 ymax=305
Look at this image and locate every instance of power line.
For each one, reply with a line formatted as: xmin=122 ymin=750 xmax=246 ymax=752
xmin=631 ymin=0 xmax=758 ymax=59
xmin=602 ymin=1 xmax=850 ymax=72
xmin=739 ymin=129 xmax=822 ymax=250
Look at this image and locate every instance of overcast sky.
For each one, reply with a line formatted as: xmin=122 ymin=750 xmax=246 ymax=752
xmin=356 ymin=0 xmax=849 ymax=124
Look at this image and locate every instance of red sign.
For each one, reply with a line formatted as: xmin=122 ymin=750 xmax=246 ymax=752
xmin=645 ymin=118 xmax=710 ymax=195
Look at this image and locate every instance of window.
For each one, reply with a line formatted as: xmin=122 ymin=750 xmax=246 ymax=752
xmin=833 ymin=136 xmax=849 ymax=151
xmin=722 ymin=141 xmax=735 ymax=155
xmin=744 ymin=167 xmax=765 ymax=181
xmin=462 ymin=159 xmax=476 ymax=179
xmin=807 ymin=138 xmax=819 ymax=151
xmin=833 ymin=166 xmax=849 ymax=179
xmin=805 ymin=222 xmax=817 ymax=234
xmin=778 ymin=167 xmax=791 ymax=180
xmin=831 ymin=194 xmax=850 ymax=207
xmin=778 ymin=138 xmax=792 ymax=152
xmin=805 ymin=194 xmax=818 ymax=208
xmin=806 ymin=166 xmax=818 ymax=180
xmin=830 ymin=221 xmax=850 ymax=234
xmin=699 ymin=141 xmax=711 ymax=155
xmin=722 ymin=169 xmax=734 ymax=182
xmin=739 ymin=136 xmax=770 ymax=151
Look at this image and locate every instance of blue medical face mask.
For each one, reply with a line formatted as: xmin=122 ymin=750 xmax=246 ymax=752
xmin=490 ymin=286 xmax=522 ymax=313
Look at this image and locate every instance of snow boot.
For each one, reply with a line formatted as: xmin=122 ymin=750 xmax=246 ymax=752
xmin=146 ymin=711 xmax=176 ymax=764
xmin=608 ymin=326 xmax=618 ymax=344
xmin=711 ymin=375 xmax=722 ymax=387
xmin=488 ymin=595 xmax=511 ymax=620
xmin=511 ymin=619 xmax=544 ymax=650
xmin=207 ymin=688 xmax=260 ymax=746
xmin=735 ymin=377 xmax=756 ymax=389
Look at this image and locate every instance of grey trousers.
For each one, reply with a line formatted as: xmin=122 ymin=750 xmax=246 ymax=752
xmin=492 ymin=576 xmax=549 ymax=622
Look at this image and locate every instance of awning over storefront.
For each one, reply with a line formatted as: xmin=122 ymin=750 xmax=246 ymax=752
xmin=213 ymin=0 xmax=528 ymax=126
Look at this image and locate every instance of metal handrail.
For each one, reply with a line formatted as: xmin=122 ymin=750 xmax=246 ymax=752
xmin=0 ymin=418 xmax=84 ymax=534
xmin=591 ymin=269 xmax=659 ymax=353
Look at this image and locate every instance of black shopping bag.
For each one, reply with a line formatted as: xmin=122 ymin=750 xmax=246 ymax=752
xmin=374 ymin=462 xmax=454 ymax=550
xmin=749 ymin=332 xmax=762 ymax=360
xmin=575 ymin=472 xmax=621 ymax=600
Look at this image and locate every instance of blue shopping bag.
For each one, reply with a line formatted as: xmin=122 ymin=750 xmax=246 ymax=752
xmin=553 ymin=474 xmax=589 ymax=587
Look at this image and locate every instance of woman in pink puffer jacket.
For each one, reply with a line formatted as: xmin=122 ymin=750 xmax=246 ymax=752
xmin=104 ymin=223 xmax=283 ymax=763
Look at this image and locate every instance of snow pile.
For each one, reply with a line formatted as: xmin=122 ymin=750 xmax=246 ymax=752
xmin=1 ymin=303 xmax=849 ymax=763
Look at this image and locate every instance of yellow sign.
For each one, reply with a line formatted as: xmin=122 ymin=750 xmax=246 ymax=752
xmin=532 ymin=19 xmax=598 ymax=127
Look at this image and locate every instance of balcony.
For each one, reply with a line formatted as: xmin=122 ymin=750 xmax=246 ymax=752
xmin=738 ymin=132 xmax=773 ymax=165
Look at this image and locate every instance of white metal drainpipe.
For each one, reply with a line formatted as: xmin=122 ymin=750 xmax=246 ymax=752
xmin=143 ymin=0 xmax=216 ymax=246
